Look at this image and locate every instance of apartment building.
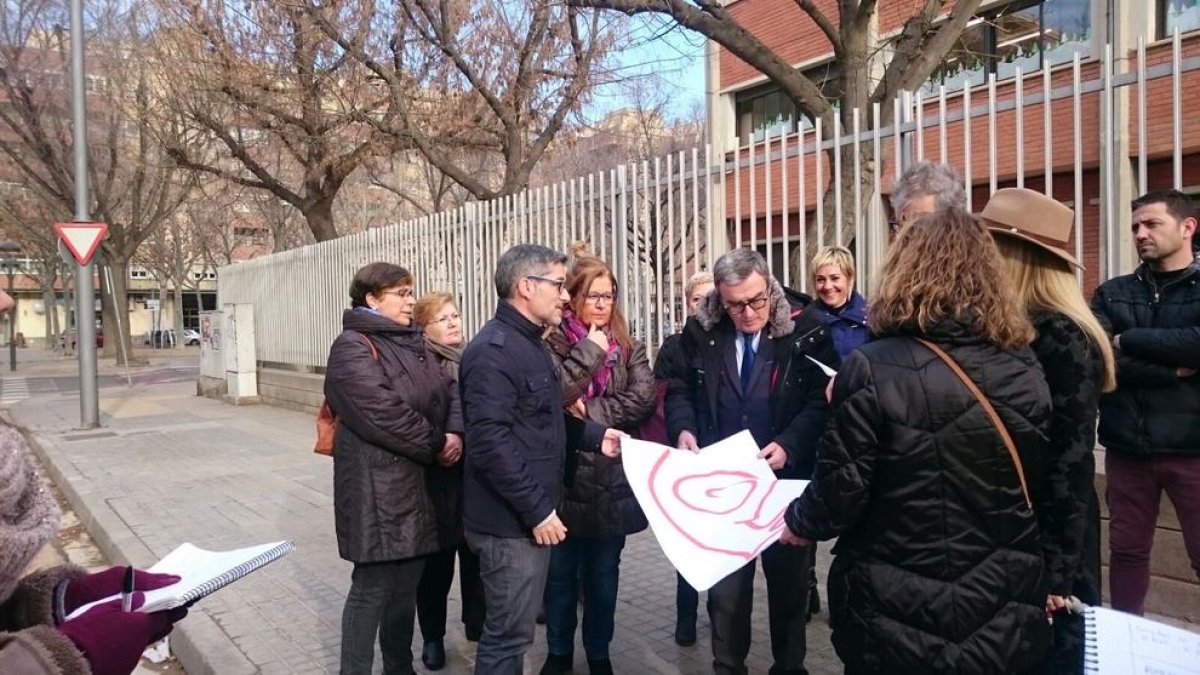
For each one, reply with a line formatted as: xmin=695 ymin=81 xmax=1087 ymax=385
xmin=705 ymin=0 xmax=1200 ymax=291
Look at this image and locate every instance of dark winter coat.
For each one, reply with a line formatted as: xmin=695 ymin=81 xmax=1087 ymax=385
xmin=664 ymin=279 xmax=837 ymax=479
xmin=546 ymin=330 xmax=653 ymax=537
xmin=811 ymin=291 xmax=870 ymax=362
xmin=784 ymin=321 xmax=1053 ymax=674
xmin=1090 ymin=259 xmax=1200 ymax=456
xmin=1028 ymin=312 xmax=1105 ymax=673
xmin=325 ymin=308 xmax=462 ymax=563
xmin=460 ymin=301 xmax=607 ymax=539
xmin=425 ymin=339 xmax=466 ymax=551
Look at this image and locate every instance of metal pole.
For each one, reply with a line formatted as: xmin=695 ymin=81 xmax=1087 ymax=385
xmin=7 ymin=266 xmax=14 ymax=371
xmin=70 ymin=0 xmax=99 ymax=428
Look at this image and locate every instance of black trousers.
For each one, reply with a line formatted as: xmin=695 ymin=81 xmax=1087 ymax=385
xmin=708 ymin=541 xmax=811 ymax=675
xmin=416 ymin=543 xmax=486 ymax=642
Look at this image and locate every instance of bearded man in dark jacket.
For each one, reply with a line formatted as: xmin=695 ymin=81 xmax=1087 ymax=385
xmin=665 ymin=248 xmax=836 ymax=675
xmin=1091 ymin=189 xmax=1200 ymax=615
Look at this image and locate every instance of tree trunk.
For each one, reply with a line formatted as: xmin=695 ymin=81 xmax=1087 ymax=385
xmin=42 ymin=284 xmax=55 ymax=351
xmin=304 ymin=198 xmax=339 ymax=242
xmin=99 ymin=257 xmax=142 ymax=366
xmin=788 ymin=144 xmax=879 ymax=284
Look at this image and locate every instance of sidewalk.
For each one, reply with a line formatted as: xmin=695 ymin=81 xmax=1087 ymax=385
xmin=5 ymin=378 xmax=841 ymax=675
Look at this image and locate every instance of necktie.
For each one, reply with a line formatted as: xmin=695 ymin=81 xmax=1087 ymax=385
xmin=740 ymin=332 xmax=756 ymax=390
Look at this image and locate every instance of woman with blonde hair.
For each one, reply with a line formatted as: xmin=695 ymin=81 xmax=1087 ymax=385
xmin=810 ymin=246 xmax=869 ymax=362
xmin=540 ymin=252 xmax=655 ymax=675
xmin=781 ymin=208 xmax=1053 ymax=674
xmin=983 ymin=188 xmax=1115 ymax=673
xmin=411 ymin=291 xmax=484 ymax=670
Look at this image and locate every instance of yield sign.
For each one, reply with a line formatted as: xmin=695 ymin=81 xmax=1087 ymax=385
xmin=54 ymin=222 xmax=108 ymax=265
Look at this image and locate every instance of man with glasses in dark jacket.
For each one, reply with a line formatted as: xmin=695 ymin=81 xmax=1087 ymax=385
xmin=1091 ymin=189 xmax=1200 ymax=616
xmin=665 ymin=249 xmax=836 ymax=675
xmin=460 ymin=244 xmax=624 ymax=674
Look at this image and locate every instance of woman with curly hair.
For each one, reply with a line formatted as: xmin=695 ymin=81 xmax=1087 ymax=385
xmin=782 ymin=208 xmax=1054 ymax=674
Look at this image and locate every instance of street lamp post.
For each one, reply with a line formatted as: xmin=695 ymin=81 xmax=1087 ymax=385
xmin=0 ymin=241 xmax=22 ymax=372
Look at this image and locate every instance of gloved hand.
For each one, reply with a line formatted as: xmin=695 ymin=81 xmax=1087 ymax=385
xmin=59 ymin=592 xmax=187 ymax=675
xmin=64 ymin=567 xmax=180 ymax=616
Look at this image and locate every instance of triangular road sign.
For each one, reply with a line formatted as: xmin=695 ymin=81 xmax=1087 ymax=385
xmin=54 ymin=222 xmax=108 ymax=265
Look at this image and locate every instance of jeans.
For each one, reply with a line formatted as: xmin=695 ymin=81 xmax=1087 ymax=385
xmin=465 ymin=529 xmax=552 ymax=675
xmin=339 ymin=557 xmax=425 ymax=675
xmin=1106 ymin=452 xmax=1200 ymax=615
xmin=416 ymin=544 xmax=486 ymax=642
xmin=544 ymin=535 xmax=625 ymax=659
xmin=707 ymin=541 xmax=810 ymax=675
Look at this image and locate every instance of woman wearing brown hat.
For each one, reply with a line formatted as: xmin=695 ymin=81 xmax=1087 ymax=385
xmin=984 ymin=188 xmax=1116 ymax=673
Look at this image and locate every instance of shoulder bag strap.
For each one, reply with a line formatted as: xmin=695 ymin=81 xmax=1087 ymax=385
xmin=353 ymin=331 xmax=379 ymax=361
xmin=914 ymin=338 xmax=1032 ymax=510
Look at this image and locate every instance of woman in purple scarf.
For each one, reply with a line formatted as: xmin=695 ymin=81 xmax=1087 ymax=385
xmin=539 ymin=252 xmax=656 ymax=675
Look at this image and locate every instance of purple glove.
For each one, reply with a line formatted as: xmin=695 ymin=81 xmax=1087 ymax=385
xmin=63 ymin=567 xmax=180 ymax=617
xmin=59 ymin=592 xmax=187 ymax=675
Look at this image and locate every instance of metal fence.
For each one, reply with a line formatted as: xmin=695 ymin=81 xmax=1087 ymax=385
xmin=220 ymin=32 xmax=1200 ymax=372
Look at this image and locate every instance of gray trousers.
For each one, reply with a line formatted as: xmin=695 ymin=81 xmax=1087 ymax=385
xmin=465 ymin=529 xmax=552 ymax=675
xmin=339 ymin=557 xmax=425 ymax=675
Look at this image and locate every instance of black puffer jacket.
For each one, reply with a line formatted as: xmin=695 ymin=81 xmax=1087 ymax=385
xmin=785 ymin=322 xmax=1053 ymax=674
xmin=325 ymin=308 xmax=461 ymax=563
xmin=1090 ymin=260 xmax=1200 ymax=456
xmin=546 ymin=330 xmax=653 ymax=537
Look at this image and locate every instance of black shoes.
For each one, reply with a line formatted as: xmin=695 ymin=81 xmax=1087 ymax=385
xmin=674 ymin=617 xmax=697 ymax=646
xmin=539 ymin=653 xmax=574 ymax=675
xmin=587 ymin=658 xmax=614 ymax=674
xmin=421 ymin=640 xmax=446 ymax=671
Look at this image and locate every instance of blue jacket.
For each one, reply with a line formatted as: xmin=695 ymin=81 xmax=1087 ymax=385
xmin=812 ymin=292 xmax=869 ymax=363
xmin=460 ymin=300 xmax=606 ymax=538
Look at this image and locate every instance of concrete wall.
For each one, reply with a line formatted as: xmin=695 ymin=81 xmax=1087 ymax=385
xmin=255 ymin=368 xmax=323 ymax=416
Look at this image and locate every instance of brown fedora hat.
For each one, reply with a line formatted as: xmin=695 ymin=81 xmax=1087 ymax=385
xmin=980 ymin=188 xmax=1083 ymax=269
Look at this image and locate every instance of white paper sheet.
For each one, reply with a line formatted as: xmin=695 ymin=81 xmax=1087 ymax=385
xmin=1084 ymin=606 xmax=1200 ymax=674
xmin=622 ymin=431 xmax=808 ymax=591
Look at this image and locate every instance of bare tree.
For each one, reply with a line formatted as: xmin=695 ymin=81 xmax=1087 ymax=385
xmin=563 ymin=0 xmax=986 ymax=272
xmin=0 ymin=0 xmax=195 ymax=364
xmin=152 ymin=0 xmax=385 ymax=242
xmin=313 ymin=0 xmax=615 ymax=201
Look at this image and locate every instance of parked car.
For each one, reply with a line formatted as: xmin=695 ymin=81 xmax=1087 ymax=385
xmin=60 ymin=327 xmax=103 ymax=349
xmin=144 ymin=329 xmax=177 ymax=347
xmin=183 ymin=329 xmax=201 ymax=346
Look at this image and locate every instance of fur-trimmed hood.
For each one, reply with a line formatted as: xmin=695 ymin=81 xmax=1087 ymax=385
xmin=693 ymin=275 xmax=811 ymax=339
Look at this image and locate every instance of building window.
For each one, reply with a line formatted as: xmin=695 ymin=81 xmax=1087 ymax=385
xmin=1161 ymin=0 xmax=1200 ymax=37
xmin=922 ymin=0 xmax=1092 ymax=95
xmin=734 ymin=62 xmax=840 ymax=145
xmin=129 ymin=267 xmax=150 ymax=280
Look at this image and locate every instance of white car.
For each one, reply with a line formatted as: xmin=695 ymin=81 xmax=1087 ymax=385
xmin=183 ymin=329 xmax=201 ymax=346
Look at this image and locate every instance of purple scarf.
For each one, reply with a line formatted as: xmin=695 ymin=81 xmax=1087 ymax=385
xmin=562 ymin=311 xmax=621 ymax=401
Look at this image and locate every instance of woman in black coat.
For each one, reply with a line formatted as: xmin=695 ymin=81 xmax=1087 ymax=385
xmin=325 ymin=262 xmax=462 ymax=675
xmin=985 ymin=188 xmax=1116 ymax=672
xmin=782 ymin=209 xmax=1054 ymax=674
xmin=411 ymin=291 xmax=485 ymax=671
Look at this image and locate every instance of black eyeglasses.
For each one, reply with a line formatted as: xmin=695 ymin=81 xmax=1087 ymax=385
xmin=526 ymin=275 xmax=566 ymax=292
xmin=723 ymin=296 xmax=769 ymax=314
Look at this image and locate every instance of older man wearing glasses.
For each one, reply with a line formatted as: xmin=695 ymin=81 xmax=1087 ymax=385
xmin=664 ymin=248 xmax=837 ymax=675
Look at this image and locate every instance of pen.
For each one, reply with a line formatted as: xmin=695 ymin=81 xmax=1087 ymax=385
xmin=121 ymin=566 xmax=134 ymax=612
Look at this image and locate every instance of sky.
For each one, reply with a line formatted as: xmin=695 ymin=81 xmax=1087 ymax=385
xmin=585 ymin=15 xmax=708 ymax=125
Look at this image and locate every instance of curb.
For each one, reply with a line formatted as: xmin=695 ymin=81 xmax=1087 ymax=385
xmin=9 ymin=414 xmax=259 ymax=675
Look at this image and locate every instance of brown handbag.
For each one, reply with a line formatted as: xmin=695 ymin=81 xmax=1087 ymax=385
xmin=915 ymin=338 xmax=1032 ymax=509
xmin=314 ymin=332 xmax=379 ymax=457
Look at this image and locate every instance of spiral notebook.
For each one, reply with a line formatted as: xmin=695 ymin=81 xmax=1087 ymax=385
xmin=1083 ymin=605 xmax=1200 ymax=674
xmin=67 ymin=540 xmax=295 ymax=620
